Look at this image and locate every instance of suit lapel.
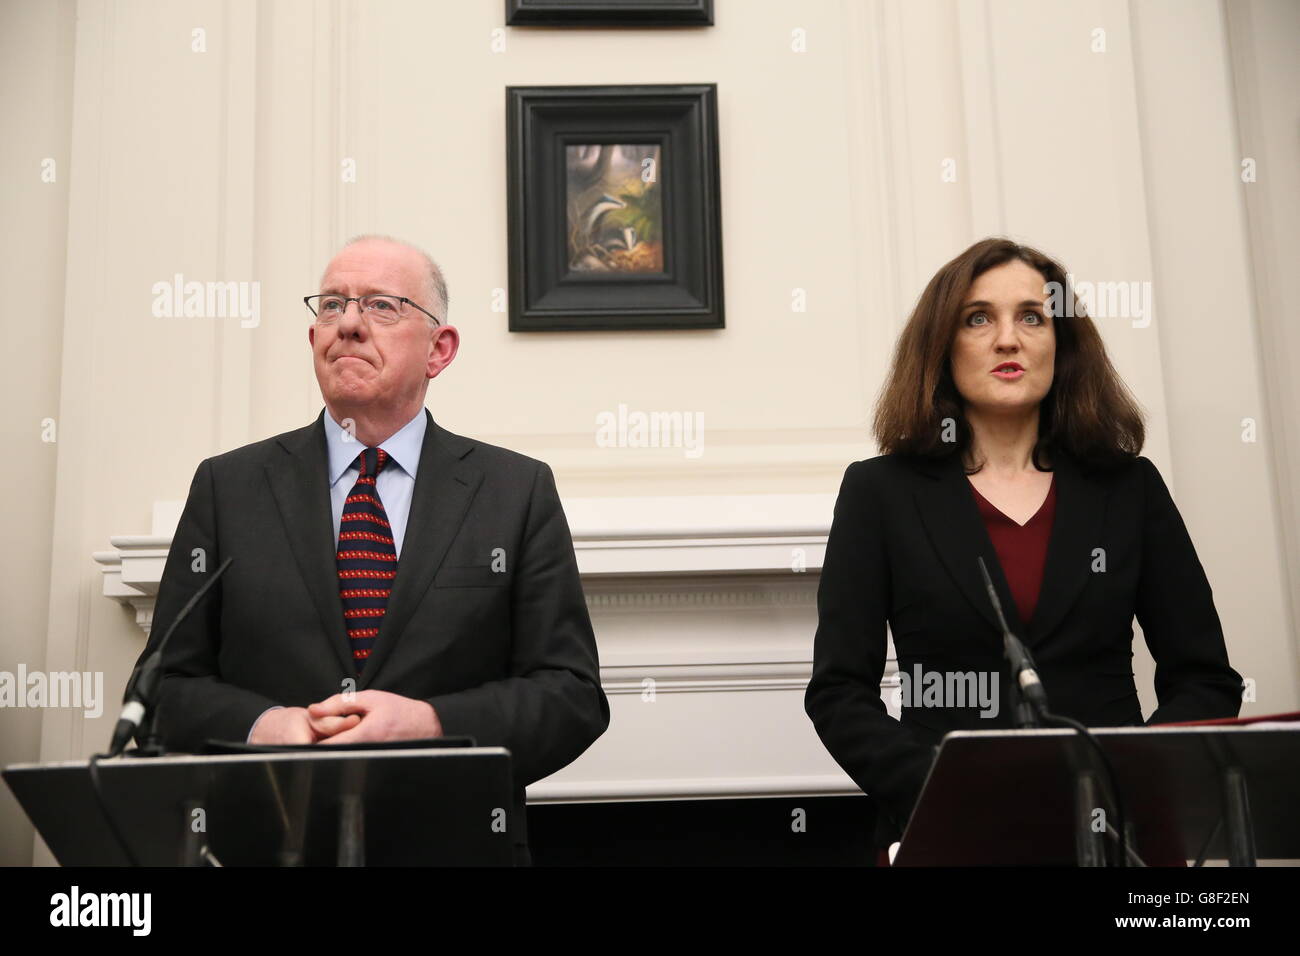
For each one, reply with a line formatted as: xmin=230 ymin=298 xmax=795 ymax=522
xmin=913 ymin=454 xmax=1022 ymax=648
xmin=359 ymin=410 xmax=483 ymax=688
xmin=265 ymin=411 xmax=356 ymax=677
xmin=1028 ymin=450 xmax=1107 ymax=645
xmin=911 ymin=449 xmax=1108 ymax=648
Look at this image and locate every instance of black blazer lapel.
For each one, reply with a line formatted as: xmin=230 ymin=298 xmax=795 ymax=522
xmin=265 ymin=410 xmax=356 ymax=677
xmin=359 ymin=410 xmax=484 ymax=688
xmin=1028 ymin=450 xmax=1108 ymax=646
xmin=912 ymin=454 xmax=1023 ymax=648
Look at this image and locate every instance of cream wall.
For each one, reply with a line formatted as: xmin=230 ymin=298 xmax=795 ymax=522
xmin=0 ymin=0 xmax=76 ymax=872
xmin=2 ymin=0 xmax=1296 ymax=865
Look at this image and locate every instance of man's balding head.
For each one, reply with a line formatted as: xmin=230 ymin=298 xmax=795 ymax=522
xmin=323 ymin=235 xmax=449 ymax=325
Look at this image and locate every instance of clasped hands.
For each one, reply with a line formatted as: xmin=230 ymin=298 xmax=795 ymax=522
xmin=249 ymin=690 xmax=442 ymax=745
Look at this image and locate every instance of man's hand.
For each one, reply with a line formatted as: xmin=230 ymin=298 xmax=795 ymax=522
xmin=248 ymin=706 xmax=361 ymax=745
xmin=307 ymin=690 xmax=442 ymax=745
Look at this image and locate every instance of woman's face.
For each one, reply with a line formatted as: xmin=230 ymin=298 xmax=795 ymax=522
xmin=950 ymin=259 xmax=1056 ymax=416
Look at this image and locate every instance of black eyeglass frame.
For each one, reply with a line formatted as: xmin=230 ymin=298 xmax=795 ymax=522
xmin=304 ymin=293 xmax=441 ymax=327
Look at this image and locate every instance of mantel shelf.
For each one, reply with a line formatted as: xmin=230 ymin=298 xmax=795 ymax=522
xmin=93 ymin=495 xmax=834 ymax=634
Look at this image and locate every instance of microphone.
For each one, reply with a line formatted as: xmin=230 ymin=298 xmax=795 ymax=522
xmin=974 ymin=557 xmax=1138 ymax=865
xmin=107 ymin=556 xmax=234 ymax=757
xmin=976 ymin=556 xmax=1048 ymax=728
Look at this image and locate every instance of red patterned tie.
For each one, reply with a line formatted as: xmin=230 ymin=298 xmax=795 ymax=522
xmin=336 ymin=447 xmax=396 ymax=673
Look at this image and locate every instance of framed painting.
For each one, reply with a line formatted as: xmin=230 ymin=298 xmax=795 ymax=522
xmin=506 ymin=84 xmax=724 ymax=331
xmin=505 ymin=0 xmax=714 ymax=27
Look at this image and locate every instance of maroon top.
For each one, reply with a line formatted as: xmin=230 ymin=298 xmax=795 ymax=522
xmin=968 ymin=475 xmax=1057 ymax=629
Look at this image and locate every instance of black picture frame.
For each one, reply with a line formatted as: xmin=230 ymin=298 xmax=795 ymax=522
xmin=506 ymin=84 xmax=724 ymax=332
xmin=505 ymin=0 xmax=714 ymax=27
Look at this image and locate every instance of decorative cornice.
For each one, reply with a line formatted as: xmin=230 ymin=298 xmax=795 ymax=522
xmin=92 ymin=536 xmax=172 ymax=635
xmin=96 ymin=495 xmax=835 ymax=634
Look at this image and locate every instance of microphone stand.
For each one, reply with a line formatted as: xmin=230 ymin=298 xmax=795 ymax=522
xmin=975 ymin=557 xmax=1138 ymax=866
xmin=976 ymin=558 xmax=1047 ymax=729
xmin=88 ymin=556 xmax=234 ymax=866
xmin=107 ymin=556 xmax=234 ymax=758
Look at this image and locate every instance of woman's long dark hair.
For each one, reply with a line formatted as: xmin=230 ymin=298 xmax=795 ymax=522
xmin=873 ymin=237 xmax=1145 ymax=473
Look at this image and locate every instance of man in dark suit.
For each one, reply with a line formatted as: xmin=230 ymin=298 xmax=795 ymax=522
xmin=135 ymin=235 xmax=609 ymax=862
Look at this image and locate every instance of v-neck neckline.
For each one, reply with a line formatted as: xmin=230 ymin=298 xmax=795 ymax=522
xmin=968 ymin=473 xmax=1055 ymax=528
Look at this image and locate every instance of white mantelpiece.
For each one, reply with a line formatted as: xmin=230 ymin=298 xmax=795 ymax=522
xmin=94 ymin=495 xmax=837 ymax=629
xmin=91 ymin=502 xmax=186 ymax=635
xmin=96 ymin=494 xmax=896 ymax=802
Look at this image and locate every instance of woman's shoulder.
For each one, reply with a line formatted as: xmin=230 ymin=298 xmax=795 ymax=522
xmin=1057 ymin=450 xmax=1185 ymax=518
xmin=837 ymin=453 xmax=953 ymax=494
xmin=842 ymin=449 xmax=1162 ymax=488
xmin=1062 ymin=448 xmax=1154 ymax=487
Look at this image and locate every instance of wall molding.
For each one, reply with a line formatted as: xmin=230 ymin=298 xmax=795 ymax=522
xmin=95 ymin=494 xmax=835 ymax=633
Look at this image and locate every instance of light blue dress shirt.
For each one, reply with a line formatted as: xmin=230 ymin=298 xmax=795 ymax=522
xmin=324 ymin=408 xmax=426 ymax=558
xmin=247 ymin=407 xmax=427 ymax=741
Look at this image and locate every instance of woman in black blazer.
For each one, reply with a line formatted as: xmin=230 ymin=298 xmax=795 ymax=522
xmin=804 ymin=238 xmax=1243 ymax=853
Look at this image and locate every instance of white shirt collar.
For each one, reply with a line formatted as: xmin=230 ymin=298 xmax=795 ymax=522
xmin=324 ymin=408 xmax=427 ymax=486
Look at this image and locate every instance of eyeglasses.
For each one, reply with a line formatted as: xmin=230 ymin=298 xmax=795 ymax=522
xmin=304 ymin=293 xmax=440 ymax=327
